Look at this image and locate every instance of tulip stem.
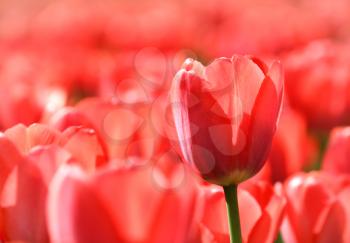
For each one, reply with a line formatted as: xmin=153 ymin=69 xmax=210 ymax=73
xmin=275 ymin=232 xmax=284 ymax=243
xmin=223 ymin=184 xmax=242 ymax=243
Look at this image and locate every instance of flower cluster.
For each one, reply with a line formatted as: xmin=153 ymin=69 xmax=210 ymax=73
xmin=1 ymin=0 xmax=350 ymax=242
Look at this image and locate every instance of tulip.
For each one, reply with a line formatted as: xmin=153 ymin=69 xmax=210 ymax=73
xmin=0 ymin=123 xmax=108 ymax=242
xmin=170 ymin=55 xmax=284 ymax=185
xmin=322 ymin=126 xmax=350 ymax=174
xmin=196 ymin=181 xmax=286 ymax=243
xmin=0 ymin=136 xmax=73 ymax=242
xmin=282 ymin=172 xmax=350 ymax=243
xmin=283 ymin=40 xmax=350 ymax=129
xmin=0 ymin=81 xmax=67 ymax=130
xmin=169 ymin=55 xmax=284 ymax=243
xmin=4 ymin=123 xmax=107 ymax=171
xmin=74 ymin=97 xmax=167 ymax=165
xmin=47 ymin=164 xmax=199 ymax=243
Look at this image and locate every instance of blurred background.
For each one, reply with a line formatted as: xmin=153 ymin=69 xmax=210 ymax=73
xmin=1 ymin=0 xmax=350 ymax=173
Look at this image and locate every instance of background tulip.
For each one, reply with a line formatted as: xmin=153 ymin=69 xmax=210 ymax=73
xmin=322 ymin=127 xmax=350 ymax=175
xmin=283 ymin=40 xmax=350 ymax=130
xmin=196 ymin=181 xmax=286 ymax=243
xmin=47 ymin=164 xmax=199 ymax=243
xmin=282 ymin=172 xmax=350 ymax=243
xmin=0 ymin=123 xmax=107 ymax=242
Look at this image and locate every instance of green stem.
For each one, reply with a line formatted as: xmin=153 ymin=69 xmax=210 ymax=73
xmin=274 ymin=232 xmax=284 ymax=243
xmin=223 ymin=184 xmax=242 ymax=243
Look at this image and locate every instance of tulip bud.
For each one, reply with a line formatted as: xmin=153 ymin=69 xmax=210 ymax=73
xmin=169 ymin=55 xmax=284 ymax=185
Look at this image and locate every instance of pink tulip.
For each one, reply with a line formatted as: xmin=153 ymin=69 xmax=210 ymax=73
xmin=74 ymin=97 xmax=167 ymax=164
xmin=282 ymin=172 xmax=350 ymax=243
xmin=169 ymin=55 xmax=284 ymax=185
xmin=4 ymin=123 xmax=107 ymax=170
xmin=322 ymin=127 xmax=350 ymax=175
xmin=0 ymin=123 xmax=107 ymax=242
xmin=196 ymin=181 xmax=286 ymax=243
xmin=283 ymin=40 xmax=350 ymax=129
xmin=0 ymin=138 xmax=71 ymax=242
xmin=47 ymin=164 xmax=199 ymax=243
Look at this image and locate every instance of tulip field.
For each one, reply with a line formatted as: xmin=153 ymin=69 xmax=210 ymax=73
xmin=0 ymin=0 xmax=350 ymax=242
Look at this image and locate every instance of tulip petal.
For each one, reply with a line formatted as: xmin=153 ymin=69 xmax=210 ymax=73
xmin=232 ymin=56 xmax=266 ymax=114
xmin=200 ymin=187 xmax=262 ymax=243
xmin=60 ymin=126 xmax=108 ymax=171
xmin=313 ymin=200 xmax=345 ymax=243
xmin=47 ymin=165 xmax=121 ymax=243
xmin=205 ymin=57 xmax=234 ymax=93
xmin=2 ymin=159 xmax=49 ymax=243
xmin=28 ymin=145 xmax=73 ymax=184
xmin=248 ymin=211 xmax=271 ymax=243
xmin=247 ymin=77 xmax=280 ymax=175
xmin=93 ymin=166 xmax=197 ymax=243
xmin=338 ymin=187 xmax=350 ymax=242
xmin=268 ymin=61 xmax=284 ymax=99
xmin=0 ymin=134 xmax=23 ymax=191
xmin=4 ymin=124 xmax=61 ymax=154
xmin=47 ymin=107 xmax=95 ymax=131
xmin=322 ymin=127 xmax=350 ymax=174
xmin=239 ymin=190 xmax=263 ymax=243
xmin=170 ymin=70 xmax=196 ymax=166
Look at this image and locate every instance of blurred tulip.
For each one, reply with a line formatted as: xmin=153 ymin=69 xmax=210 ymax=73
xmin=45 ymin=107 xmax=96 ymax=132
xmin=265 ymin=109 xmax=317 ymax=182
xmin=47 ymin=164 xmax=199 ymax=243
xmin=46 ymin=96 xmax=183 ymax=173
xmin=283 ymin=40 xmax=350 ymax=129
xmin=196 ymin=181 xmax=286 ymax=243
xmin=0 ymin=136 xmax=73 ymax=242
xmin=169 ymin=56 xmax=284 ymax=185
xmin=0 ymin=53 xmax=67 ymax=129
xmin=74 ymin=97 xmax=168 ymax=165
xmin=322 ymin=127 xmax=350 ymax=174
xmin=3 ymin=123 xmax=107 ymax=171
xmin=1 ymin=151 xmax=50 ymax=243
xmin=282 ymin=172 xmax=350 ymax=243
xmin=0 ymin=81 xmax=66 ymax=130
xmin=0 ymin=122 xmax=109 ymax=242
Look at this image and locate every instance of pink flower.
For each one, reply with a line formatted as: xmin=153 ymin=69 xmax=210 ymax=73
xmin=0 ymin=123 xmax=107 ymax=242
xmin=196 ymin=181 xmax=286 ymax=243
xmin=47 ymin=164 xmax=199 ymax=243
xmin=169 ymin=56 xmax=284 ymax=185
xmin=282 ymin=172 xmax=350 ymax=243
xmin=322 ymin=126 xmax=350 ymax=175
xmin=283 ymin=40 xmax=350 ymax=129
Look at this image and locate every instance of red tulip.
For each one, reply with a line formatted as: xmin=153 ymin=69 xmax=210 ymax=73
xmin=322 ymin=126 xmax=350 ymax=175
xmin=47 ymin=164 xmax=199 ymax=243
xmin=281 ymin=172 xmax=350 ymax=243
xmin=169 ymin=55 xmax=284 ymax=185
xmin=196 ymin=181 xmax=286 ymax=243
